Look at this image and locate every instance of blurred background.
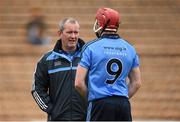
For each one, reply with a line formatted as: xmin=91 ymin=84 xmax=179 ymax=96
xmin=0 ymin=0 xmax=180 ymax=121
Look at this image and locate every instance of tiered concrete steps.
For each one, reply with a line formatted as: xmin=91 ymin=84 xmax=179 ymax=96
xmin=0 ymin=0 xmax=180 ymax=120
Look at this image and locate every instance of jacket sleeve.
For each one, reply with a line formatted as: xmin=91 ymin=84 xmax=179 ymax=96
xmin=31 ymin=58 xmax=53 ymax=114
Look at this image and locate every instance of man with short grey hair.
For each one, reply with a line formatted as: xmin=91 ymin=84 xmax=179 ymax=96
xmin=31 ymin=17 xmax=87 ymax=121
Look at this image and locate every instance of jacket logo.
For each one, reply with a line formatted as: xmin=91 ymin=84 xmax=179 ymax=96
xmin=54 ymin=61 xmax=61 ymax=66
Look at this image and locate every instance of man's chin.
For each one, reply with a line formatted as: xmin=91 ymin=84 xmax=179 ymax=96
xmin=69 ymin=43 xmax=77 ymax=47
xmin=68 ymin=44 xmax=77 ymax=50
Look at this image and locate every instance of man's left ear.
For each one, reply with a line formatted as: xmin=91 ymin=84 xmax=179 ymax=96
xmin=57 ymin=31 xmax=62 ymax=36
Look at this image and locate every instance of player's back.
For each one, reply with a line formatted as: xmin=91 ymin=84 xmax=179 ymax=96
xmin=84 ymin=34 xmax=139 ymax=101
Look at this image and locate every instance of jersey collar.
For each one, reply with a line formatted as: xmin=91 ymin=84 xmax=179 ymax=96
xmin=101 ymin=34 xmax=120 ymax=39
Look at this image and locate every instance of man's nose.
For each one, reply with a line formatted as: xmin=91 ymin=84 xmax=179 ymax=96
xmin=70 ymin=32 xmax=78 ymax=38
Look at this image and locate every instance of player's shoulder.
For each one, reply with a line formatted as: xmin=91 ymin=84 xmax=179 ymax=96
xmin=120 ymin=37 xmax=135 ymax=47
xmin=86 ymin=38 xmax=102 ymax=47
xmin=82 ymin=38 xmax=101 ymax=52
xmin=119 ymin=38 xmax=138 ymax=54
xmin=119 ymin=37 xmax=132 ymax=46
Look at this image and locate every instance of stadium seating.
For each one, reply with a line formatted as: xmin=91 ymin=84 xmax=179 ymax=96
xmin=0 ymin=0 xmax=180 ymax=120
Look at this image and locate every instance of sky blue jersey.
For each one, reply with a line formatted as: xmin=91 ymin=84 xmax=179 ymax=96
xmin=79 ymin=34 xmax=140 ymax=101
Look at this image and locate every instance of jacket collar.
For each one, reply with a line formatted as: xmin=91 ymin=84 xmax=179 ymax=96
xmin=53 ymin=38 xmax=85 ymax=53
